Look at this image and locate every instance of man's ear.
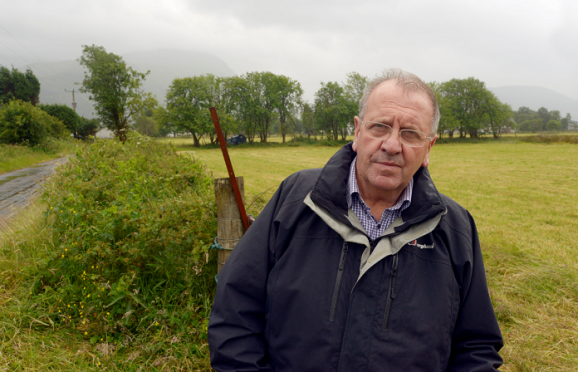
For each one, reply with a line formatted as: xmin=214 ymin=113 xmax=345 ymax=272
xmin=421 ymin=135 xmax=437 ymax=168
xmin=352 ymin=116 xmax=361 ymax=152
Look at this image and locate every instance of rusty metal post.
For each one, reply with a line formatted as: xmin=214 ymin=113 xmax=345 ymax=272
xmin=210 ymin=107 xmax=250 ymax=231
xmin=214 ymin=177 xmax=246 ymax=273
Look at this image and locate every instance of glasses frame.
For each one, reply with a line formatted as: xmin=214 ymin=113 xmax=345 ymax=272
xmin=361 ymin=121 xmax=433 ymax=148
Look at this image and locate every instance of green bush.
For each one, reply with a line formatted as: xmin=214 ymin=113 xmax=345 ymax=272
xmin=0 ymin=100 xmax=68 ymax=145
xmin=38 ymin=103 xmax=81 ymax=134
xmin=35 ymin=135 xmax=217 ymax=344
xmin=77 ymin=117 xmax=101 ymax=140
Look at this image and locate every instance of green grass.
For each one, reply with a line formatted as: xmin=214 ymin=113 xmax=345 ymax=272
xmin=2 ymin=137 xmax=578 ymax=370
xmin=0 ymin=139 xmax=79 ymax=175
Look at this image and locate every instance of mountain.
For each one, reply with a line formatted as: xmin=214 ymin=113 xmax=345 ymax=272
xmin=490 ymin=86 xmax=578 ymax=119
xmin=22 ymin=49 xmax=235 ymax=118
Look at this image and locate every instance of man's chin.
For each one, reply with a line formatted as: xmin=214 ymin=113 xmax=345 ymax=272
xmin=368 ymin=176 xmax=403 ymax=193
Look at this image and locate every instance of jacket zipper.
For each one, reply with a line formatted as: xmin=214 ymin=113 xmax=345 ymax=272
xmin=330 ymin=242 xmax=349 ymax=322
xmin=382 ymin=253 xmax=399 ymax=331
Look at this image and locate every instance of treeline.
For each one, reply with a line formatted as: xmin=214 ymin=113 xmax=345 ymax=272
xmin=429 ymin=78 xmax=573 ymax=138
xmin=143 ymin=72 xmax=368 ymax=145
xmin=0 ymin=66 xmax=100 ymax=146
xmin=514 ymin=107 xmax=571 ymax=132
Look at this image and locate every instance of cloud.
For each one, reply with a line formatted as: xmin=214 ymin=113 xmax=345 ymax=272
xmin=1 ymin=0 xmax=576 ymax=102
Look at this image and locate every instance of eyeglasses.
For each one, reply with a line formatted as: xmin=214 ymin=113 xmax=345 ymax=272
xmin=361 ymin=121 xmax=432 ymax=147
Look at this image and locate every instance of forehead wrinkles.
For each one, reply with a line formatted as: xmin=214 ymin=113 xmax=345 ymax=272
xmin=366 ymin=82 xmax=432 ymax=121
xmin=367 ymin=98 xmax=431 ymax=127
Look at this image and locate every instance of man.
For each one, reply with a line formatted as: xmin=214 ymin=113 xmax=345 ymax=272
xmin=208 ymin=69 xmax=503 ymax=371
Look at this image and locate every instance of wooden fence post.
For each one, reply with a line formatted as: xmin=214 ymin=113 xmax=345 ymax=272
xmin=214 ymin=177 xmax=246 ymax=273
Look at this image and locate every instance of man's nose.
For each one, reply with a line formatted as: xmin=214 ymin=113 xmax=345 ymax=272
xmin=381 ymin=129 xmax=402 ymax=154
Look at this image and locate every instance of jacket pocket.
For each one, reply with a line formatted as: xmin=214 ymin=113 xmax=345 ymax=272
xmin=382 ymin=253 xmax=399 ymax=331
xmin=329 ymin=242 xmax=349 ymax=322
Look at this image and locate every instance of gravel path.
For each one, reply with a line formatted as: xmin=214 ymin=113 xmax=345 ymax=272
xmin=0 ymin=157 xmax=68 ymax=220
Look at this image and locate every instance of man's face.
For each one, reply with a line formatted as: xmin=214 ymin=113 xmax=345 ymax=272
xmin=352 ymin=80 xmax=437 ymax=200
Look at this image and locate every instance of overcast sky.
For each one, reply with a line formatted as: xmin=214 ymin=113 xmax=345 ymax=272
xmin=1 ymin=0 xmax=577 ymax=102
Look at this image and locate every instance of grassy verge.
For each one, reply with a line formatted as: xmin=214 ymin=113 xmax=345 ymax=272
xmin=0 ymin=201 xmax=214 ymax=371
xmin=0 ymin=139 xmax=79 ymax=175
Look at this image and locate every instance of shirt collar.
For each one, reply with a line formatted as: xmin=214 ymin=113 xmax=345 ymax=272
xmin=347 ymin=156 xmax=413 ymax=210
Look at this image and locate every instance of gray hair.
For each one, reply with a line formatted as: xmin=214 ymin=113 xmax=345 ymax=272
xmin=358 ymin=68 xmax=440 ymax=136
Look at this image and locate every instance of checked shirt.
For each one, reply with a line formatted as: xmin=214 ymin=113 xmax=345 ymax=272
xmin=346 ymin=157 xmax=413 ymax=241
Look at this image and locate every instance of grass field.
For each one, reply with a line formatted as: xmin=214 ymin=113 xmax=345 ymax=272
xmin=1 ymin=137 xmax=577 ymax=370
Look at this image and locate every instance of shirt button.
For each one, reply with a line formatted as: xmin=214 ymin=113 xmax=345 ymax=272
xmin=377 ymin=224 xmax=381 ymax=229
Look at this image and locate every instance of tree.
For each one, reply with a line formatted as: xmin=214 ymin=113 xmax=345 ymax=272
xmin=133 ymin=113 xmax=160 ymax=137
xmin=546 ymin=120 xmax=562 ymax=131
xmin=225 ymin=72 xmax=276 ymax=143
xmin=429 ymin=82 xmax=459 ymax=138
xmin=314 ymin=82 xmax=352 ymax=140
xmin=561 ymin=113 xmax=572 ymax=131
xmin=301 ymin=102 xmax=316 ymax=139
xmin=437 ymin=78 xmax=505 ymax=138
xmin=77 ymin=117 xmax=101 ymax=140
xmin=165 ymin=75 xmax=215 ymax=147
xmin=342 ymin=72 xmax=369 ymax=105
xmin=486 ymin=98 xmax=513 ymax=139
xmin=518 ymin=118 xmax=543 ymax=132
xmin=78 ymin=45 xmax=156 ymax=143
xmin=0 ymin=66 xmax=40 ymax=105
xmin=38 ymin=103 xmax=81 ymax=135
xmin=273 ymin=75 xmax=303 ymax=143
xmin=0 ymin=100 xmax=67 ymax=145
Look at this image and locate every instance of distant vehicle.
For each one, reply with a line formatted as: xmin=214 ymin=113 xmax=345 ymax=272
xmin=227 ymin=134 xmax=247 ymax=145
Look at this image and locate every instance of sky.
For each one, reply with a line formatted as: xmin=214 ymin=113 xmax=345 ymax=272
xmin=1 ymin=0 xmax=577 ymax=103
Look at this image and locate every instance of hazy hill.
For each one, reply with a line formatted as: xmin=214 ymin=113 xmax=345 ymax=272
xmin=490 ymin=86 xmax=578 ymax=119
xmin=23 ymin=49 xmax=235 ymax=118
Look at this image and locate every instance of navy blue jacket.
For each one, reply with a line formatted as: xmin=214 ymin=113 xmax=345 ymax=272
xmin=208 ymin=143 xmax=503 ymax=371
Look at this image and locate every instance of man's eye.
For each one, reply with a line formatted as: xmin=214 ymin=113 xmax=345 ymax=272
xmin=401 ymin=130 xmax=423 ymax=141
xmin=369 ymin=123 xmax=389 ymax=130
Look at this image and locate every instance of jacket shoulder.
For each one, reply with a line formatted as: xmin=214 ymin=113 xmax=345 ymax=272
xmin=278 ymin=168 xmax=322 ymax=204
xmin=438 ymin=193 xmax=476 ymax=244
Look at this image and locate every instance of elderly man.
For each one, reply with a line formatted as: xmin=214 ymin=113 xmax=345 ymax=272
xmin=208 ymin=69 xmax=503 ymax=371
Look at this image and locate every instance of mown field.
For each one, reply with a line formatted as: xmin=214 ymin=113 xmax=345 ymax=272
xmin=185 ymin=138 xmax=578 ymax=371
xmin=1 ymin=137 xmax=577 ymax=371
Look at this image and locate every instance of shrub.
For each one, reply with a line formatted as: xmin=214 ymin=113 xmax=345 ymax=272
xmin=0 ymin=100 xmax=68 ymax=145
xmin=34 ymin=135 xmax=217 ymax=344
xmin=77 ymin=117 xmax=101 ymax=140
xmin=38 ymin=103 xmax=81 ymax=134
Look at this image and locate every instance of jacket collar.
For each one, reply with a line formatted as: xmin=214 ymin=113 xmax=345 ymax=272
xmin=309 ymin=143 xmax=446 ymax=235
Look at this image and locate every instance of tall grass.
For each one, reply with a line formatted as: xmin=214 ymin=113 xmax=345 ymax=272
xmin=0 ymin=139 xmax=80 ymax=175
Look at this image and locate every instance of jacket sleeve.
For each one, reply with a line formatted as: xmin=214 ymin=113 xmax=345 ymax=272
xmin=446 ymin=212 xmax=504 ymax=371
xmin=208 ymin=184 xmax=284 ymax=372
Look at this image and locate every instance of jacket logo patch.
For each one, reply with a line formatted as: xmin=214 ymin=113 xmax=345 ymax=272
xmin=408 ymin=240 xmax=434 ymax=249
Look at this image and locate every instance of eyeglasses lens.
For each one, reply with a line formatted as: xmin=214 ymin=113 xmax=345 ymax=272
xmin=364 ymin=122 xmax=426 ymax=147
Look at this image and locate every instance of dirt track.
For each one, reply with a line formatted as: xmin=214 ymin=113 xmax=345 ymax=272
xmin=0 ymin=157 xmax=68 ymax=220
